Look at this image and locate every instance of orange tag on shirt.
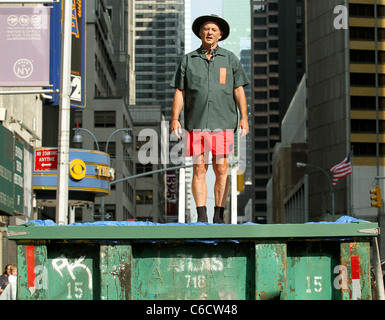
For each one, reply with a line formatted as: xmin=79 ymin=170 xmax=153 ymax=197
xmin=220 ymin=68 xmax=227 ymax=84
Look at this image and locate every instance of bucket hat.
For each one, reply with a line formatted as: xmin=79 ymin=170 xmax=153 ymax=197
xmin=192 ymin=14 xmax=230 ymax=41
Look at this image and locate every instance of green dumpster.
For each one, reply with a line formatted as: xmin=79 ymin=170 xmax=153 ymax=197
xmin=7 ymin=217 xmax=379 ymax=300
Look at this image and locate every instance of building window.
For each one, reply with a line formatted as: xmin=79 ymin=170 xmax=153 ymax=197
xmin=254 ymin=17 xmax=267 ymax=26
xmin=254 ymin=29 xmax=267 ymax=38
xmin=94 ymin=204 xmax=116 ymax=221
xmin=349 ymin=4 xmax=374 ymax=17
xmin=98 ymin=141 xmax=116 ymax=157
xmin=352 ymin=142 xmax=385 ymax=156
xmin=351 ymin=119 xmax=385 ymax=133
xmin=135 ymin=136 xmax=151 ymax=151
xmin=136 ymin=163 xmax=153 ymax=176
xmin=253 ymin=5 xmax=266 ymax=13
xmin=94 ymin=111 xmax=116 ymax=128
xmin=136 ymin=190 xmax=153 ymax=205
xmin=349 ymin=27 xmax=375 ymax=41
xmin=350 ymin=50 xmax=375 ymax=63
xmin=74 ymin=110 xmax=83 ymax=127
xmin=351 ymin=96 xmax=385 ymax=110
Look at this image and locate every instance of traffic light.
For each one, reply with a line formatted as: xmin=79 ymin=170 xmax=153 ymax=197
xmin=370 ymin=185 xmax=382 ymax=208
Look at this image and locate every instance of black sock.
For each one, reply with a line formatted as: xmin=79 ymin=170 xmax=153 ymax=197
xmin=196 ymin=206 xmax=208 ymax=223
xmin=213 ymin=206 xmax=224 ymax=224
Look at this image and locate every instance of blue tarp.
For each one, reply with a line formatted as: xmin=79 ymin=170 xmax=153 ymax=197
xmin=305 ymin=216 xmax=367 ymax=224
xmin=23 ymin=215 xmax=367 ymax=227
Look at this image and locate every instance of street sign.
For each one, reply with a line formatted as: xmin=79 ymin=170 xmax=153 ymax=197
xmin=34 ymin=148 xmax=58 ymax=171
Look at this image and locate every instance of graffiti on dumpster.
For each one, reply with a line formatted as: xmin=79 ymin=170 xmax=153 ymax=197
xmin=52 ymin=255 xmax=93 ymax=299
xmin=52 ymin=256 xmax=92 ymax=290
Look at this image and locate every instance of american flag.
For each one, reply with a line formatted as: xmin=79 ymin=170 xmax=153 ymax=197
xmin=330 ymin=151 xmax=352 ymax=185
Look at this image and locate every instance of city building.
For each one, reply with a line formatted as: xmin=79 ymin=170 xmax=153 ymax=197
xmin=40 ymin=0 xmax=137 ymax=222
xmin=251 ymin=0 xmax=306 ymax=222
xmin=134 ymin=0 xmax=185 ymax=119
xmin=69 ymin=0 xmax=137 ymax=222
xmin=270 ymin=0 xmax=385 ymax=228
xmin=305 ymin=0 xmax=385 ymax=222
xmin=129 ymin=105 xmax=166 ymax=222
xmin=268 ymin=74 xmax=308 ymax=224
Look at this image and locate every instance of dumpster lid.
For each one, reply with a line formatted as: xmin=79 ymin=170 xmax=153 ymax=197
xmin=6 ymin=216 xmax=379 ymax=240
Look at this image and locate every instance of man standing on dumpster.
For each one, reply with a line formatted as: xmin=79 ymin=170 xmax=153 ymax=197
xmin=170 ymin=14 xmax=249 ymax=223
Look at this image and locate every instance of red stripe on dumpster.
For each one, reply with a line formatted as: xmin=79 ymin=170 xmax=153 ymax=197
xmin=26 ymin=245 xmax=35 ymax=287
xmin=351 ymin=256 xmax=361 ymax=300
xmin=351 ymin=256 xmax=360 ymax=279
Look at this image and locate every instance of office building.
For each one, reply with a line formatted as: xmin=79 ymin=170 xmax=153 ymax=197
xmin=134 ymin=0 xmax=185 ymax=119
xmin=251 ymin=0 xmax=306 ymax=222
xmin=305 ymin=0 xmax=385 ymax=222
xmin=69 ymin=0 xmax=137 ymax=221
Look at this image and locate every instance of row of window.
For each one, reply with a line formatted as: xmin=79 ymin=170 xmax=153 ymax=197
xmin=254 ymin=77 xmax=279 ymax=87
xmin=254 ymin=102 xmax=279 ymax=112
xmin=349 ymin=4 xmax=385 ymax=18
xmin=352 ymin=142 xmax=385 ymax=156
xmin=351 ymin=50 xmax=385 ymax=64
xmin=255 ymin=65 xmax=279 ymax=74
xmin=350 ymin=27 xmax=385 ymax=41
xmin=351 ymin=96 xmax=385 ymax=110
xmin=253 ymin=15 xmax=278 ymax=26
xmin=351 ymin=73 xmax=385 ymax=87
xmin=254 ymin=52 xmax=279 ymax=62
xmin=253 ymin=2 xmax=278 ymax=14
xmin=254 ymin=90 xmax=279 ymax=99
xmin=351 ymin=119 xmax=385 ymax=133
xmin=254 ymin=27 xmax=278 ymax=38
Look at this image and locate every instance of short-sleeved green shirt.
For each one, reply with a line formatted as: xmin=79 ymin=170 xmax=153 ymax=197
xmin=170 ymin=46 xmax=249 ymax=132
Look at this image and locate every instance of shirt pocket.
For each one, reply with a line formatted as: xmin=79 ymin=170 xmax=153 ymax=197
xmin=217 ymin=67 xmax=233 ymax=94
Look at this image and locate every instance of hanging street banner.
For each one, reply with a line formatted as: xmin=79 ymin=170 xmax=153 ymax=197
xmin=0 ymin=125 xmax=26 ymax=216
xmin=50 ymin=0 xmax=86 ymax=108
xmin=14 ymin=139 xmax=24 ymax=214
xmin=0 ymin=6 xmax=50 ymax=86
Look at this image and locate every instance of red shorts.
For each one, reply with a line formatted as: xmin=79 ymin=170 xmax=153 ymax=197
xmin=185 ymin=130 xmax=234 ymax=157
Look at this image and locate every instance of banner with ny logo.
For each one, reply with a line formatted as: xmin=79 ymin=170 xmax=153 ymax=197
xmin=0 ymin=6 xmax=50 ymax=86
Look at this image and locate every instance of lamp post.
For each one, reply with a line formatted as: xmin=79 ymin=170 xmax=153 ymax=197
xmin=296 ymin=162 xmax=335 ymax=220
xmin=73 ymin=127 xmax=132 ymax=220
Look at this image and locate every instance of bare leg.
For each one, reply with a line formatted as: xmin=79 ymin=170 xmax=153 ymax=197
xmin=212 ymin=154 xmax=229 ymax=207
xmin=192 ymin=153 xmax=209 ymax=207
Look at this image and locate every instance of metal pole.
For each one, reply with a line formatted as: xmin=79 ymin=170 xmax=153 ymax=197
xmin=100 ymin=128 xmax=131 ymax=221
xmin=55 ymin=0 xmax=72 ymax=225
xmin=231 ymin=166 xmax=237 ymax=224
xmin=111 ymin=164 xmax=200 ymax=185
xmin=373 ymin=237 xmax=385 ymax=300
xmin=178 ymin=168 xmax=186 ymax=223
xmin=73 ymin=127 xmax=100 ymax=150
